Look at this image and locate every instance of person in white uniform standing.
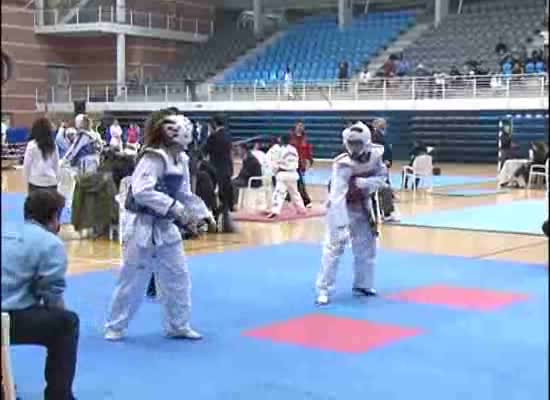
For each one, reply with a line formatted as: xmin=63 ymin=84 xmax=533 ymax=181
xmin=104 ymin=108 xmax=214 ymax=341
xmin=315 ymin=122 xmax=388 ymax=305
xmin=267 ymin=134 xmax=306 ymax=219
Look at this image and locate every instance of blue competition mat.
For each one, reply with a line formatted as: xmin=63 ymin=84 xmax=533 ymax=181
xmin=398 ymin=199 xmax=546 ymax=236
xmin=306 ymin=169 xmax=496 ymax=187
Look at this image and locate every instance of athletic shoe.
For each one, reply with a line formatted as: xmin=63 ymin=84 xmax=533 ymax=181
xmin=315 ymin=293 xmax=330 ymax=306
xmin=383 ymin=211 xmax=400 ymax=222
xmin=352 ymin=288 xmax=377 ymax=297
xmin=104 ymin=329 xmax=125 ymax=341
xmin=166 ymin=326 xmax=203 ymax=340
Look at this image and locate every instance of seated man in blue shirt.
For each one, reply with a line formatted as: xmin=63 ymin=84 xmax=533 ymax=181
xmin=1 ymin=190 xmax=79 ymax=400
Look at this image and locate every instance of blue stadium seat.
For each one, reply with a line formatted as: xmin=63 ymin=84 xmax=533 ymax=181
xmin=221 ymin=11 xmax=416 ymax=83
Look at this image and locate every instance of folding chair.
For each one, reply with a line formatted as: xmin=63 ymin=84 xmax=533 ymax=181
xmin=401 ymin=154 xmax=433 ymax=192
xmin=527 ymin=160 xmax=548 ymax=190
xmin=1 ymin=312 xmax=16 ymax=400
xmin=237 ymin=175 xmax=273 ymax=211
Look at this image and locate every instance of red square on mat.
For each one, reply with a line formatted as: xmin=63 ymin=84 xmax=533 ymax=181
xmin=386 ymin=285 xmax=529 ymax=311
xmin=242 ymin=314 xmax=422 ymax=353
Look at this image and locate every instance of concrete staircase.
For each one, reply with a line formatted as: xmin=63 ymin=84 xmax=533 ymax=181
xmin=366 ymin=21 xmax=431 ymax=72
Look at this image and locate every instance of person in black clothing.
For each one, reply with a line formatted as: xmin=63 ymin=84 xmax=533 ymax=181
xmin=203 ymin=115 xmax=236 ymax=232
xmin=232 ymin=143 xmax=263 ymax=205
xmin=512 ymin=142 xmax=548 ymax=186
xmin=370 ymin=118 xmax=399 ymax=221
xmin=403 ymin=140 xmax=429 ymax=189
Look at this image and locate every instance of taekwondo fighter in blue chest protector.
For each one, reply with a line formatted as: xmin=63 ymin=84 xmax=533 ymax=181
xmin=104 ymin=108 xmax=215 ymax=341
xmin=316 ymin=121 xmax=388 ymax=305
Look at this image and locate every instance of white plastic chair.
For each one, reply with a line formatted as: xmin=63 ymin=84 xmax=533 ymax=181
xmin=2 ymin=312 xmax=16 ymax=400
xmin=237 ymin=175 xmax=273 ymax=211
xmin=401 ymin=154 xmax=433 ymax=192
xmin=528 ymin=160 xmax=548 ymax=189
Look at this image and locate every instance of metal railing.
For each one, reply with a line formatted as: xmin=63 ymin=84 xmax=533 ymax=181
xmin=35 ymin=7 xmax=214 ymax=36
xmin=37 ymin=73 xmax=549 ymax=104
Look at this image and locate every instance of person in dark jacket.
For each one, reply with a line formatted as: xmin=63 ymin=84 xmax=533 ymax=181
xmin=289 ymin=120 xmax=313 ymax=207
xmin=232 ymin=143 xmax=263 ymax=205
xmin=370 ymin=118 xmax=399 ymax=222
xmin=203 ymin=115 xmax=236 ymax=232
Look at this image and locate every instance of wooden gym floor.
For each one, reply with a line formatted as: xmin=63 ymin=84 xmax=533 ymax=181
xmin=1 ymin=161 xmax=547 ymax=275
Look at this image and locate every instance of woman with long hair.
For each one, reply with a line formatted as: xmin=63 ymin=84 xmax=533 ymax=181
xmin=23 ymin=116 xmax=60 ymax=194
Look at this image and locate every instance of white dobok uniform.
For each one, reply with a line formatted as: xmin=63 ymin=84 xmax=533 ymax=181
xmin=105 ymin=148 xmax=199 ymax=335
xmin=316 ymin=150 xmax=388 ymax=296
xmin=271 ymin=144 xmax=306 ymax=215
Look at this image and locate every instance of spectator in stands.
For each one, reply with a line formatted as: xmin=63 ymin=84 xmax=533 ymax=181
xmin=232 ymin=143 xmax=263 ymax=205
xmin=290 ymin=120 xmax=313 ymax=208
xmin=383 ymin=57 xmax=396 ymax=79
xmin=203 ymin=115 xmax=236 ymax=232
xmin=396 ymin=53 xmax=410 ymax=77
xmin=495 ymin=37 xmax=508 ymax=56
xmin=415 ymin=63 xmax=430 ymax=98
xmin=284 ymin=66 xmax=294 ymax=99
xmin=24 ymin=117 xmax=60 ymax=195
xmin=1 ymin=190 xmax=79 ymax=400
xmin=433 ymin=71 xmax=447 ymax=98
xmin=359 ymin=66 xmax=372 ymax=84
xmin=338 ymin=61 xmax=349 ymax=81
xmin=109 ymin=119 xmax=123 ymax=151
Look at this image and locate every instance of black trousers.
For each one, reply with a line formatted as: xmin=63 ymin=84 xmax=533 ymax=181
xmin=215 ymin=172 xmax=234 ymax=213
xmin=375 ymin=186 xmax=395 ymax=216
xmin=8 ymin=306 xmax=79 ymax=400
xmin=297 ymin=170 xmax=311 ymax=206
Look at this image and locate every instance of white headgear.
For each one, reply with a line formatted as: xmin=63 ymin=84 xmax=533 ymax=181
xmin=342 ymin=121 xmax=371 ymax=158
xmin=74 ymin=114 xmax=89 ymax=130
xmin=65 ymin=127 xmax=77 ymax=138
xmin=163 ymin=114 xmax=194 ymax=149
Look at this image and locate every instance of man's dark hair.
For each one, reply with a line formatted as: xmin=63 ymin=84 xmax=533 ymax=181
xmin=239 ymin=142 xmax=249 ymax=152
xmin=281 ymin=134 xmax=291 ymax=145
xmin=211 ymin=115 xmax=225 ymax=128
xmin=24 ymin=190 xmax=65 ymax=226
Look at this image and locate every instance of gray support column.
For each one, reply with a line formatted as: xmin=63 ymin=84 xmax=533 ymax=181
xmin=116 ymin=0 xmax=126 ymax=23
xmin=434 ymin=0 xmax=449 ymax=27
xmin=253 ymin=0 xmax=264 ymax=37
xmin=35 ymin=0 xmax=44 ymax=25
xmin=116 ymin=33 xmax=126 ymax=97
xmin=339 ymin=0 xmax=353 ymax=30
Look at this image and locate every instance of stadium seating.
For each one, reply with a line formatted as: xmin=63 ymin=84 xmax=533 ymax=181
xmin=155 ymin=12 xmax=276 ymax=83
xmin=221 ymin=10 xmax=417 ymax=84
xmin=404 ymin=0 xmax=546 ymax=72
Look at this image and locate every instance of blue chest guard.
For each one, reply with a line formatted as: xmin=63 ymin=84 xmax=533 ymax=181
xmin=125 ymin=148 xmax=184 ymax=218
